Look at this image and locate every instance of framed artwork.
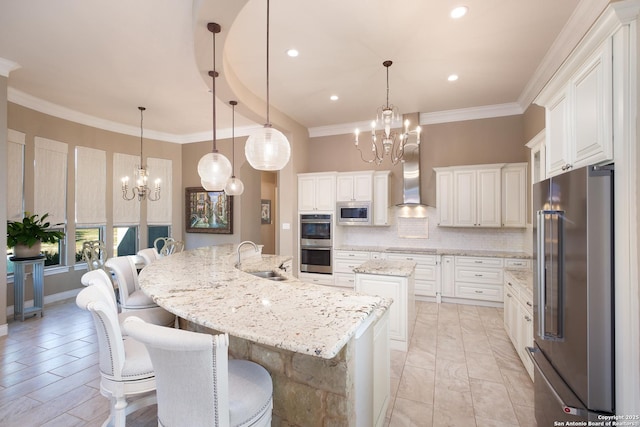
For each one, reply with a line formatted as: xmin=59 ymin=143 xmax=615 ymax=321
xmin=261 ymin=199 xmax=271 ymax=224
xmin=185 ymin=187 xmax=233 ymax=234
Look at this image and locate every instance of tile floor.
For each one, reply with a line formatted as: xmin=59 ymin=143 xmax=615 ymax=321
xmin=0 ymin=299 xmax=536 ymax=426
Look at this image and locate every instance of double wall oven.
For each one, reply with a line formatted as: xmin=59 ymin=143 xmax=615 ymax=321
xmin=300 ymin=214 xmax=332 ymax=274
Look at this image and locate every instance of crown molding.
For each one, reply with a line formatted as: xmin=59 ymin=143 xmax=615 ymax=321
xmin=0 ymin=57 xmax=20 ymax=77
xmin=517 ymin=0 xmax=610 ymax=109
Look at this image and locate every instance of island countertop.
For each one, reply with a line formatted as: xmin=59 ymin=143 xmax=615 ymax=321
xmin=138 ymin=244 xmax=390 ymax=359
xmin=353 ymin=259 xmax=417 ymax=277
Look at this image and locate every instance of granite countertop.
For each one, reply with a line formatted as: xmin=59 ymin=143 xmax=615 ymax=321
xmin=138 ymin=245 xmax=391 ymax=359
xmin=353 ymin=259 xmax=417 ymax=277
xmin=504 ymin=268 xmax=534 ymax=293
xmin=336 ymin=245 xmax=531 ymax=259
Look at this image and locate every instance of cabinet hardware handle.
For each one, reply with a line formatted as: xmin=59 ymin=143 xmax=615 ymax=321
xmin=348 ymin=254 xmax=355 ymax=257
xmin=508 ymin=282 xmax=513 ymax=287
xmin=475 ymin=274 xmax=483 ymax=277
xmin=475 ymin=290 xmax=484 ymax=294
xmin=507 ymin=293 xmax=512 ymax=298
xmin=525 ymin=315 xmax=532 ymax=322
xmin=475 ymin=260 xmax=482 ymax=263
xmin=526 ymin=301 xmax=533 ymax=307
xmin=406 ymin=257 xmax=413 ymax=260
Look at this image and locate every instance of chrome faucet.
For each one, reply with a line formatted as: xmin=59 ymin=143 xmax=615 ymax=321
xmin=237 ymin=241 xmax=259 ymax=266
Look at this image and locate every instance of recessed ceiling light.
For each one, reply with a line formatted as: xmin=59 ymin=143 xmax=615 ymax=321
xmin=286 ymin=48 xmax=299 ymax=57
xmin=450 ymin=6 xmax=468 ymax=19
xmin=448 ymin=74 xmax=459 ymax=82
xmin=330 ymin=95 xmax=339 ymax=101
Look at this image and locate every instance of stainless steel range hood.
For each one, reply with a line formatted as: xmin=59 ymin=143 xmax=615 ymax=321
xmin=397 ymin=139 xmax=428 ymax=208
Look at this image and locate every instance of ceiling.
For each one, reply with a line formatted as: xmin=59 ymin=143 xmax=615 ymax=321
xmin=0 ymin=0 xmax=601 ymax=143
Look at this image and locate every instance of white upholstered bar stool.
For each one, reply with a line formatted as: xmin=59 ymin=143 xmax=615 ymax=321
xmin=76 ymin=285 xmax=156 ymax=427
xmin=123 ymin=317 xmax=273 ymax=427
xmin=137 ymin=248 xmax=160 ymax=266
xmin=81 ymin=269 xmax=175 ymax=329
xmin=105 ymin=255 xmax=157 ymax=311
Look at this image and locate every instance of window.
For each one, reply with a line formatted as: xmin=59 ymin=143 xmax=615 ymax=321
xmin=148 ymin=225 xmax=170 ymax=249
xmin=41 ymin=232 xmax=64 ymax=267
xmin=113 ymin=226 xmax=138 ymax=256
xmin=75 ymin=227 xmax=104 ymax=263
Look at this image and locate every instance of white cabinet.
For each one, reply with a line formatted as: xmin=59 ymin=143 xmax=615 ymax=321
xmin=334 ymin=250 xmax=370 ymax=289
xmin=526 ymin=130 xmax=546 ymax=185
xmin=501 ymin=163 xmax=527 ymax=228
xmin=372 ymin=310 xmax=390 ymax=427
xmin=454 ymin=256 xmax=504 ymax=302
xmin=298 ymin=272 xmax=334 ymax=287
xmin=440 ymin=255 xmax=455 ymax=298
xmin=503 ymin=273 xmax=534 ymax=380
xmin=538 ymin=38 xmax=613 ymax=178
xmin=355 ymin=271 xmax=415 ymax=352
xmin=435 ymin=169 xmax=454 ymax=226
xmin=453 ymin=166 xmax=502 ymax=227
xmin=373 ymin=171 xmax=391 ymax=226
xmin=298 ymin=172 xmax=336 ymax=212
xmin=336 ymin=171 xmax=374 ymax=202
xmin=386 ymin=253 xmax=437 ymax=298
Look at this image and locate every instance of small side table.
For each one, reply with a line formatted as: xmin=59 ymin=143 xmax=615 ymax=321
xmin=10 ymin=255 xmax=45 ymax=321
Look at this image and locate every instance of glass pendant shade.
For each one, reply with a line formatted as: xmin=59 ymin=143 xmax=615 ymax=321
xmin=224 ymin=176 xmax=244 ymax=195
xmin=197 ymin=152 xmax=232 ymax=191
xmin=245 ymin=126 xmax=291 ymax=171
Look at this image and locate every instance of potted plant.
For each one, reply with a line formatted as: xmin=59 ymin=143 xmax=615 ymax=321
xmin=7 ymin=212 xmax=65 ymax=259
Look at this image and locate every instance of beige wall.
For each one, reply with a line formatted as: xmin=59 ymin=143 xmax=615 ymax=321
xmin=523 ymin=104 xmax=545 ymax=142
xmin=6 ymin=103 xmax=183 ymax=302
xmin=307 ymin=115 xmax=528 ymax=206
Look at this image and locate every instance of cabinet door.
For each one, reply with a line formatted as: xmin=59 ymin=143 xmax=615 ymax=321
xmin=546 ymin=90 xmax=570 ymax=177
xmin=353 ymin=173 xmax=373 ymax=201
xmin=356 ymin=275 xmax=405 ymax=342
xmin=298 ymin=176 xmax=317 ymax=211
xmin=336 ymin=175 xmax=355 ymax=202
xmin=504 ymin=285 xmax=518 ymax=343
xmin=572 ymin=39 xmax=613 ymax=168
xmin=501 ymin=164 xmax=527 ymax=228
xmin=373 ymin=172 xmax=390 ymax=226
xmin=315 ymin=175 xmax=336 ymax=211
xmin=436 ymin=170 xmax=454 ymax=226
xmin=441 ymin=255 xmax=455 ymax=297
xmin=476 ymin=168 xmax=501 ymax=227
xmin=453 ymin=170 xmax=476 ymax=227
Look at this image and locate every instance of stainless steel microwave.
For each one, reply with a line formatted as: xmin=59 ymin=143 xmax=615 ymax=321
xmin=336 ymin=201 xmax=372 ymax=225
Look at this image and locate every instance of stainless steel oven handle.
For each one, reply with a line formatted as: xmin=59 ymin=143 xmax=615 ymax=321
xmin=301 ymin=246 xmax=332 ymax=250
xmin=526 ymin=347 xmax=586 ymax=417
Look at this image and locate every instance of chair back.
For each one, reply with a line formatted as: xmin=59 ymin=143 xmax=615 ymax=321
xmin=76 ymin=285 xmax=126 ymax=380
xmin=160 ymin=240 xmax=184 ymax=257
xmin=137 ymin=248 xmax=159 ymax=266
xmin=105 ymin=256 xmax=139 ymax=308
xmin=123 ymin=318 xmax=230 ymax=426
xmin=82 ymin=240 xmax=106 ymax=271
xmin=81 ymin=269 xmax=118 ymax=311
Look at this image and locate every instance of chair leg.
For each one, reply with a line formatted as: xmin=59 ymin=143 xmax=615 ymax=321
xmin=112 ymin=395 xmax=128 ymax=427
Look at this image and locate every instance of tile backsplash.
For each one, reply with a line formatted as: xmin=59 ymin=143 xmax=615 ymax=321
xmin=337 ymin=206 xmax=532 ymax=253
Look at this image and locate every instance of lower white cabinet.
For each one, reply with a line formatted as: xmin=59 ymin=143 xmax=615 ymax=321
xmin=334 ymin=250 xmax=371 ymax=289
xmin=372 ymin=310 xmax=390 ymax=427
xmin=298 ymin=272 xmax=334 ymax=287
xmin=503 ymin=274 xmax=534 ymax=380
xmin=386 ymin=253 xmax=437 ymax=297
xmin=440 ymin=255 xmax=455 ymax=298
xmin=355 ymin=271 xmax=415 ymax=352
xmin=453 ymin=256 xmax=504 ymax=302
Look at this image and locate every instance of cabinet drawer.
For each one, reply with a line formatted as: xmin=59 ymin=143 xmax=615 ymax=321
xmin=334 ymin=258 xmax=367 ymax=273
xmin=504 ymin=258 xmax=531 ymax=269
xmin=456 ymin=256 xmax=504 ymax=267
xmin=386 ymin=253 xmax=436 ymax=265
xmin=415 ymin=279 xmax=437 ymax=297
xmin=334 ymin=250 xmax=370 ymax=261
xmin=415 ymin=265 xmax=437 ymax=281
xmin=455 ymin=283 xmax=503 ymax=302
xmin=298 ymin=273 xmax=334 ymax=287
xmin=334 ymin=272 xmax=356 ymax=289
xmin=370 ymin=252 xmax=386 ymax=260
xmin=504 ymin=279 xmax=521 ymax=300
xmin=455 ymin=266 xmax=503 ymax=284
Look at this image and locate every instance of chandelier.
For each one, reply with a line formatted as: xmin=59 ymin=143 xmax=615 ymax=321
xmin=122 ymin=106 xmax=160 ymax=201
xmin=197 ymin=22 xmax=232 ymax=191
xmin=354 ymin=60 xmax=421 ymax=165
xmin=244 ymin=0 xmax=291 ymax=171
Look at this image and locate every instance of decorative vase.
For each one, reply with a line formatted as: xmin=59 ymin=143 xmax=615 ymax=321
xmin=13 ymin=241 xmax=42 ymax=258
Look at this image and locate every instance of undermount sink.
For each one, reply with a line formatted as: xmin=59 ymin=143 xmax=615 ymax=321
xmin=249 ymin=270 xmax=287 ymax=281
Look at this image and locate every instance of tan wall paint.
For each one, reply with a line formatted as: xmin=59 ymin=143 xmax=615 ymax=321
xmin=308 ymin=115 xmax=528 ymax=206
xmin=260 ymin=172 xmax=277 ymax=254
xmin=1 ymin=76 xmax=8 ymax=330
xmin=523 ymin=104 xmax=545 ymax=142
xmin=6 ymin=103 xmax=183 ymax=303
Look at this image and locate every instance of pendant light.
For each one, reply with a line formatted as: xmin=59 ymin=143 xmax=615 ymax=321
xmin=198 ymin=22 xmax=232 ymax=191
xmin=122 ymin=106 xmax=160 ymax=201
xmin=244 ymin=0 xmax=291 ymax=171
xmin=224 ymin=100 xmax=245 ymax=195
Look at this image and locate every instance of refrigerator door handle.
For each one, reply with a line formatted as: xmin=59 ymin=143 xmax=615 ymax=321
xmin=526 ymin=347 xmax=586 ymax=417
xmin=537 ymin=209 xmax=565 ymax=340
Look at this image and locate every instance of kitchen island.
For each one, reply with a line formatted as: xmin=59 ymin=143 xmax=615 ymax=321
xmin=138 ymin=244 xmax=391 ymax=426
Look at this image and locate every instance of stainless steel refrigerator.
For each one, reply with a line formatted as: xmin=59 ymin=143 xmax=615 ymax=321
xmin=529 ymin=164 xmax=614 ymax=425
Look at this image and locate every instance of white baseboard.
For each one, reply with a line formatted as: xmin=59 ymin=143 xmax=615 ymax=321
xmin=0 ymin=323 xmax=8 ymax=337
xmin=6 ymin=288 xmax=82 ymax=317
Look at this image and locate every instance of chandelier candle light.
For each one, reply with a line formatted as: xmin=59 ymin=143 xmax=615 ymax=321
xmin=244 ymin=0 xmax=291 ymax=171
xmin=354 ymin=60 xmax=421 ymax=165
xmin=122 ymin=106 xmax=160 ymax=201
xmin=224 ymin=100 xmax=244 ymax=196
xmin=198 ymin=22 xmax=232 ymax=191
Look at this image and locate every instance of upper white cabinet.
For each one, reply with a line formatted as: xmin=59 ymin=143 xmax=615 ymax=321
xmin=298 ymin=172 xmax=336 ymax=212
xmin=526 ymin=130 xmax=546 ymax=185
xmin=537 ymin=35 xmax=614 ymax=177
xmin=373 ymin=171 xmax=391 ymax=226
xmin=501 ymin=163 xmax=527 ymax=228
xmin=336 ymin=171 xmax=374 ymax=202
xmin=435 ymin=163 xmax=526 ymax=228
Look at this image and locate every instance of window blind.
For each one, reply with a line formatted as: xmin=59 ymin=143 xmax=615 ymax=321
xmin=113 ymin=152 xmax=140 ymax=225
xmin=146 ymin=157 xmax=172 ymax=225
xmin=75 ymin=146 xmax=106 ymax=225
xmin=7 ymin=129 xmax=25 ymax=221
xmin=34 ymin=137 xmax=68 ymax=226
